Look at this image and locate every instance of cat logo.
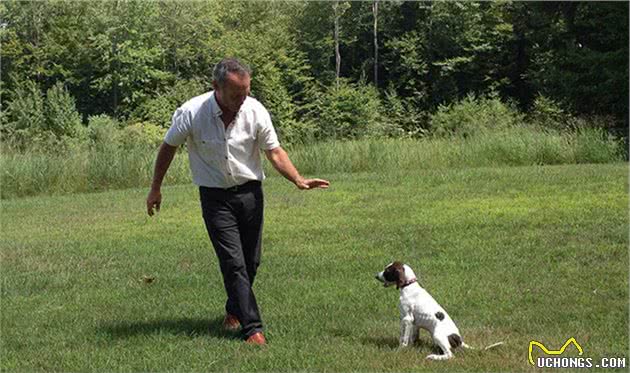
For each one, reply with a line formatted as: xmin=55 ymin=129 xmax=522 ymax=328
xmin=528 ymin=337 xmax=584 ymax=366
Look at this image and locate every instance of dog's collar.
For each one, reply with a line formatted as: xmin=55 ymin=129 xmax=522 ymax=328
xmin=398 ymin=278 xmax=417 ymax=289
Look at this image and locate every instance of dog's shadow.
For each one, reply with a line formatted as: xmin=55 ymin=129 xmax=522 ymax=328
xmin=362 ymin=335 xmax=399 ymax=349
xmin=362 ymin=335 xmax=440 ymax=353
xmin=100 ymin=317 xmax=240 ymax=341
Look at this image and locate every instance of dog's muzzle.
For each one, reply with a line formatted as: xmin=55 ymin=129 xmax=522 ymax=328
xmin=375 ymin=272 xmax=392 ymax=287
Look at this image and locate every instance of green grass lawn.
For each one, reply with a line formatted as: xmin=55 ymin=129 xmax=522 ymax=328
xmin=1 ymin=163 xmax=628 ymax=371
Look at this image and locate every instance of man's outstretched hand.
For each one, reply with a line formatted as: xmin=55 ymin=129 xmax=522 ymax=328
xmin=295 ymin=177 xmax=330 ymax=190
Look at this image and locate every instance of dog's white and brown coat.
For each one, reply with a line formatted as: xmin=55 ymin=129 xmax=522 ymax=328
xmin=375 ymin=261 xmax=469 ymax=360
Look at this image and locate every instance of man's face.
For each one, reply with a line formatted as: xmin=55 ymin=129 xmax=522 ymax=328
xmin=214 ymin=72 xmax=251 ymax=114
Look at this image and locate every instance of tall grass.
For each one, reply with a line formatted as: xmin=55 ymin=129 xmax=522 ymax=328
xmin=1 ymin=127 xmax=624 ymax=199
xmin=286 ymin=127 xmax=625 ymax=175
xmin=1 ymin=146 xmax=190 ymax=199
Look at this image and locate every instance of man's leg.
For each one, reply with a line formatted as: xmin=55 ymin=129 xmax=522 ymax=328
xmin=199 ymin=188 xmax=263 ymax=338
xmin=238 ymin=186 xmax=264 ymax=287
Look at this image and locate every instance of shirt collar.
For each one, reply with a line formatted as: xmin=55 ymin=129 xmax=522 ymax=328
xmin=210 ymin=91 xmax=246 ymax=119
xmin=210 ymin=92 xmax=222 ymax=118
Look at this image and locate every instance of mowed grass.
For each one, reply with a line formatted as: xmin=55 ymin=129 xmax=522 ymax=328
xmin=1 ymin=163 xmax=628 ymax=371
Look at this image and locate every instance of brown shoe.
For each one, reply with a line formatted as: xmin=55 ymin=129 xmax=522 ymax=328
xmin=245 ymin=332 xmax=266 ymax=345
xmin=222 ymin=314 xmax=240 ymax=332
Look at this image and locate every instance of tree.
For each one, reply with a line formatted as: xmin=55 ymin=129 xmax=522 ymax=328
xmin=1 ymin=0 xmax=626 ymax=146
xmin=525 ymin=2 xmax=628 ymax=123
xmin=332 ymin=2 xmax=350 ymax=87
xmin=372 ymin=0 xmax=379 ymax=87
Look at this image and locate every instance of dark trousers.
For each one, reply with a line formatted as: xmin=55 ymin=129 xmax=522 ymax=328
xmin=199 ymin=181 xmax=264 ymax=338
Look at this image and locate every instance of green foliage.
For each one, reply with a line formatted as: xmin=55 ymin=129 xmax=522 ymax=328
xmin=201 ymin=1 xmax=315 ymax=145
xmin=305 ymin=80 xmax=385 ymax=140
xmin=430 ymin=93 xmax=524 ymax=138
xmin=528 ymin=95 xmax=569 ymax=130
xmin=528 ymin=96 xmax=626 ymax=145
xmin=120 ymin=122 xmax=166 ymax=151
xmin=85 ymin=115 xmax=165 ymax=160
xmin=0 ymin=0 xmax=627 ymax=160
xmin=87 ymin=114 xmax=120 ymax=151
xmin=2 ymin=1 xmax=627 ymax=145
xmin=382 ymin=30 xmax=428 ymax=105
xmin=292 ymin=1 xmax=336 ymax=85
xmin=87 ymin=1 xmax=173 ymax=117
xmin=132 ymin=79 xmax=206 ymax=128
xmin=2 ymin=79 xmax=46 ymax=149
xmin=461 ymin=127 xmax=574 ymax=166
xmin=382 ymin=86 xmax=428 ymax=138
xmin=250 ymin=59 xmax=312 ymax=145
xmin=2 ymin=128 xmax=625 ymax=199
xmin=45 ymin=82 xmax=83 ymax=138
xmin=2 ymin=79 xmax=84 ymax=151
xmin=282 ymin=128 xmax=624 ymax=177
xmin=572 ymin=127 xmax=625 ymax=164
xmin=526 ymin=2 xmax=629 ymax=122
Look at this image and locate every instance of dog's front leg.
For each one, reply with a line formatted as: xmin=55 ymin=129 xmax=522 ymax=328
xmin=399 ymin=316 xmax=414 ymax=347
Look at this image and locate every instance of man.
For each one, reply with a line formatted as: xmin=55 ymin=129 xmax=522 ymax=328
xmin=146 ymin=58 xmax=329 ymax=345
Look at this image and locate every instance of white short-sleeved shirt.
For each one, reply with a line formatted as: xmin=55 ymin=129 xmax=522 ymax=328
xmin=164 ymin=91 xmax=280 ymax=188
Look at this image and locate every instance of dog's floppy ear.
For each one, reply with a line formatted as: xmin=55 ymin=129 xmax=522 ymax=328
xmin=392 ymin=262 xmax=406 ymax=288
xmin=384 ymin=261 xmax=406 ymax=288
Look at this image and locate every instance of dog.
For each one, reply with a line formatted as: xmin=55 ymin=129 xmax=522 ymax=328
xmin=375 ymin=261 xmax=503 ymax=360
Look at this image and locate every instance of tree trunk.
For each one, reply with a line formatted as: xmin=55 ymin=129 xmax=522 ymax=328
xmin=112 ymin=0 xmax=120 ymax=115
xmin=372 ymin=0 xmax=378 ymax=88
xmin=334 ymin=1 xmax=341 ymax=88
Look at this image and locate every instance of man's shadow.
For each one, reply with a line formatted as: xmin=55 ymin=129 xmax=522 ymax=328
xmin=100 ymin=317 xmax=241 ymax=341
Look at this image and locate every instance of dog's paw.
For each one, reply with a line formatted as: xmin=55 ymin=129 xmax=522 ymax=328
xmin=426 ymin=354 xmax=452 ymax=361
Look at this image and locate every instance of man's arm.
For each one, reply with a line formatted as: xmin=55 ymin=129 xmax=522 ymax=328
xmin=146 ymin=142 xmax=178 ymax=216
xmin=264 ymin=146 xmax=329 ymax=190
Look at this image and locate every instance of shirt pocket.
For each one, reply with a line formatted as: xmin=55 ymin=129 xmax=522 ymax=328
xmin=195 ymin=138 xmax=225 ymax=163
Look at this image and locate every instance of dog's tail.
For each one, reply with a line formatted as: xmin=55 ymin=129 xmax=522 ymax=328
xmin=462 ymin=341 xmax=504 ymax=351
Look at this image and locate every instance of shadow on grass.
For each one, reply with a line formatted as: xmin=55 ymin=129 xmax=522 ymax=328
xmin=100 ymin=316 xmax=241 ymax=341
xmin=362 ymin=335 xmax=399 ymax=349
xmin=362 ymin=335 xmax=439 ymax=353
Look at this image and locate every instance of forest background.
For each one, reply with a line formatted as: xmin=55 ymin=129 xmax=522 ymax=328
xmin=1 ymin=1 xmax=628 ymax=197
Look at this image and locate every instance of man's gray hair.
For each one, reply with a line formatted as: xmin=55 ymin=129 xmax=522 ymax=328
xmin=213 ymin=58 xmax=251 ymax=86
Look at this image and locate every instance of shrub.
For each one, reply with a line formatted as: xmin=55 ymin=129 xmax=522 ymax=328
xmin=382 ymin=86 xmax=428 ymax=138
xmin=430 ymin=93 xmax=524 ymax=138
xmin=305 ymin=80 xmax=385 ymax=140
xmin=252 ymin=61 xmax=318 ymax=146
xmin=2 ymin=80 xmax=87 ymax=152
xmin=45 ymin=82 xmax=83 ymax=138
xmin=87 ymin=114 xmax=120 ymax=152
xmin=132 ymin=79 xmax=207 ymax=128
xmin=2 ymin=79 xmax=46 ymax=150
xmin=528 ymin=95 xmax=572 ymax=130
xmin=120 ymin=122 xmax=166 ymax=150
xmin=273 ymin=117 xmax=318 ymax=146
